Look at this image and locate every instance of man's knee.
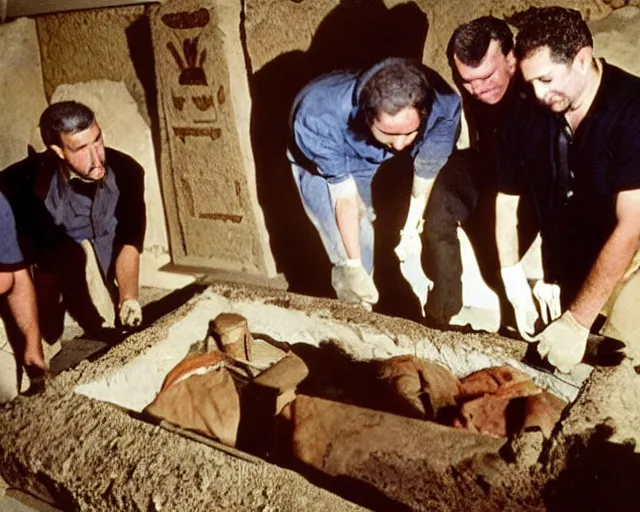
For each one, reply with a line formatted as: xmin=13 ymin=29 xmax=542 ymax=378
xmin=0 ymin=271 xmax=14 ymax=295
xmin=601 ymin=270 xmax=640 ymax=357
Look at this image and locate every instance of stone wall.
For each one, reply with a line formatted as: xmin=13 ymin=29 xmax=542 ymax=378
xmin=0 ymin=18 xmax=48 ymax=168
xmin=244 ymin=0 xmax=614 ymax=86
xmin=36 ymin=5 xmax=153 ymax=125
xmin=149 ymin=0 xmax=278 ymax=277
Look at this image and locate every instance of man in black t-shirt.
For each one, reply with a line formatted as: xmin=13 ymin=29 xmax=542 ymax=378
xmin=425 ymin=17 xmax=538 ymax=332
xmin=497 ymin=7 xmax=640 ymax=373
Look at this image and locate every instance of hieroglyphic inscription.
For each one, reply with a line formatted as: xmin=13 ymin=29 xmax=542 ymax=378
xmin=173 ymin=126 xmax=221 ymax=142
xmin=164 ymin=8 xmax=218 ymax=141
xmin=167 ymin=37 xmax=208 ymax=86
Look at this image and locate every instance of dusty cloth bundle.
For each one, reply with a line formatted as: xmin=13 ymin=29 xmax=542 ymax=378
xmin=144 ymin=313 xmax=309 ymax=449
xmin=144 ymin=351 xmax=242 ymax=446
xmin=372 ymin=355 xmax=460 ymax=421
xmin=453 ymin=366 xmax=567 ymax=438
xmin=144 ymin=313 xmax=257 ymax=446
xmin=370 ymin=357 xmax=566 ymax=438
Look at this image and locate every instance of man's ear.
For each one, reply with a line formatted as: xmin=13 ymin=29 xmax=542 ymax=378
xmin=506 ymin=49 xmax=517 ymax=75
xmin=50 ymin=144 xmax=65 ymax=160
xmin=573 ymin=46 xmax=593 ymax=75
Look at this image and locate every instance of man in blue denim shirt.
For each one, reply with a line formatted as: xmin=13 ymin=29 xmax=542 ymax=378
xmin=289 ymin=58 xmax=461 ymax=309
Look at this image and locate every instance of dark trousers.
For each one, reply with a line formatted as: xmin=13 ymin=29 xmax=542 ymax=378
xmin=34 ymin=238 xmax=116 ymax=343
xmin=424 ymin=150 xmax=500 ymax=323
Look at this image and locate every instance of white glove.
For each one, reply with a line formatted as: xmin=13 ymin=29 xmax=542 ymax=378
xmin=536 ymin=311 xmax=588 ymax=373
xmin=119 ymin=298 xmax=143 ymax=328
xmin=395 ymin=194 xmax=427 ymax=262
xmin=395 ymin=229 xmax=422 ymax=262
xmin=399 ymin=253 xmax=434 ymax=316
xmin=331 ymin=261 xmax=379 ymax=308
xmin=532 ymin=280 xmax=562 ymax=325
xmin=501 ymin=263 xmax=539 ymax=339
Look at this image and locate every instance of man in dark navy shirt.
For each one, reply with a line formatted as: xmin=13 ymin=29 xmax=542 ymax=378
xmin=4 ymin=101 xmax=146 ymax=342
xmin=496 ymin=7 xmax=640 ymax=373
xmin=427 ymin=17 xmax=540 ymax=331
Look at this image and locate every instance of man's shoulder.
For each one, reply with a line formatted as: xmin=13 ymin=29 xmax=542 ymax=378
xmin=600 ymin=61 xmax=640 ymax=104
xmin=602 ymin=61 xmax=640 ymax=105
xmin=0 ymin=150 xmax=54 ymax=193
xmin=603 ymin=61 xmax=640 ymax=87
xmin=425 ymin=67 xmax=459 ymax=114
xmin=294 ymin=71 xmax=357 ymax=116
xmin=105 ymin=147 xmax=144 ymax=176
xmin=589 ymin=61 xmax=640 ymax=129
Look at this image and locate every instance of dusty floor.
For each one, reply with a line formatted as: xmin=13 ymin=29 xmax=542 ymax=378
xmin=0 ymin=281 xmax=639 ymax=511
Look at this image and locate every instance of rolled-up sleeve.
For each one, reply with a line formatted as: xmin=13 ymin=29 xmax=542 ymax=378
xmin=0 ymin=192 xmax=24 ymax=267
xmin=414 ymin=97 xmax=461 ymax=179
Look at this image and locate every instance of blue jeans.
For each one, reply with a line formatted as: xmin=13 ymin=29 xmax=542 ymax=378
xmin=290 ymin=162 xmax=376 ymax=278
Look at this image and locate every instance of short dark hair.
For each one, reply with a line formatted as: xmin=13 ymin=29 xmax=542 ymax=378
xmin=358 ymin=58 xmax=433 ymax=128
xmin=514 ymin=7 xmax=593 ymax=64
xmin=39 ymin=101 xmax=96 ymax=147
xmin=447 ymin=16 xmax=514 ymax=68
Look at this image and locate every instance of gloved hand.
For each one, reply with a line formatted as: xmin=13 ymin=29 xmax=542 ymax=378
xmin=532 ymin=280 xmax=562 ymax=325
xmin=395 ymin=194 xmax=427 ymax=262
xmin=331 ymin=262 xmax=379 ymax=309
xmin=536 ymin=311 xmax=589 ymax=373
xmin=394 ymin=228 xmax=422 ymax=262
xmin=119 ymin=298 xmax=143 ymax=328
xmin=399 ymin=255 xmax=434 ymax=316
xmin=501 ymin=263 xmax=539 ymax=339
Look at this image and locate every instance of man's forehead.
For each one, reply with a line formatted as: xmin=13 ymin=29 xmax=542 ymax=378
xmin=520 ymin=46 xmax=561 ymax=79
xmin=454 ymin=39 xmax=503 ymax=81
xmin=373 ymin=108 xmax=420 ymax=136
xmin=61 ymin=122 xmax=101 ymax=148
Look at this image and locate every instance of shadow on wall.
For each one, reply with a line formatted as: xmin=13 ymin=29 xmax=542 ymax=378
xmin=249 ymin=0 xmax=429 ymax=321
xmin=124 ymin=13 xmax=162 ymax=179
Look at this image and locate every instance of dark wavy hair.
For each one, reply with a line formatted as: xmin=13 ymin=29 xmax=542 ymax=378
xmin=39 ymin=101 xmax=96 ymax=147
xmin=514 ymin=7 xmax=592 ymax=64
xmin=447 ymin=16 xmax=514 ymax=68
xmin=358 ymin=59 xmax=433 ymax=129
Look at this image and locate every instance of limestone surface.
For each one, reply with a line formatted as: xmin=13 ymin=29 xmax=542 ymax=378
xmin=149 ymin=0 xmax=276 ymax=277
xmin=0 ymin=18 xmax=48 ymax=169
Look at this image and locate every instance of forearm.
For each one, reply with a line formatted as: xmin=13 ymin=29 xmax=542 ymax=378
xmin=570 ymin=228 xmax=639 ymax=328
xmin=6 ymin=268 xmax=41 ymax=353
xmin=335 ymin=194 xmax=361 ymax=260
xmin=403 ymin=175 xmax=434 ymax=231
xmin=495 ymin=193 xmax=521 ymax=267
xmin=115 ymin=244 xmax=140 ymax=305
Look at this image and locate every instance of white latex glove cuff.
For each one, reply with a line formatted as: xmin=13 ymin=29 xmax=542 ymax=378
xmin=401 ymin=193 xmax=427 ymax=235
xmin=500 ymin=262 xmax=539 ymax=338
xmin=500 ymin=263 xmax=528 ymax=296
xmin=344 ymin=258 xmax=362 ymax=268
